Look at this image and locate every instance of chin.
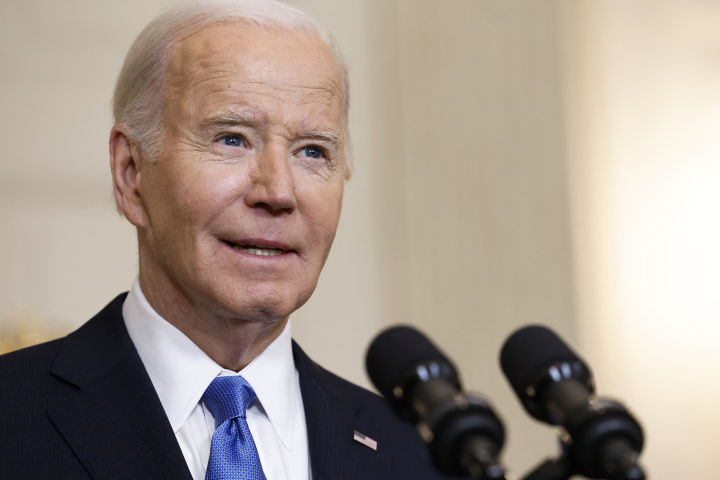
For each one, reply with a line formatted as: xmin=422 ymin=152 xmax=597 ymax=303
xmin=214 ymin=283 xmax=305 ymax=323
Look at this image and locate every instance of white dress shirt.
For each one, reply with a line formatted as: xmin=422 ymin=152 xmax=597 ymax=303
xmin=122 ymin=279 xmax=311 ymax=480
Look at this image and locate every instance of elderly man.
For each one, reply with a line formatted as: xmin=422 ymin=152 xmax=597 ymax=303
xmin=0 ymin=1 xmax=453 ymax=479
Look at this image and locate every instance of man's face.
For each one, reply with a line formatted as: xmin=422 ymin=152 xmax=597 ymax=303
xmin=136 ymin=24 xmax=346 ymax=324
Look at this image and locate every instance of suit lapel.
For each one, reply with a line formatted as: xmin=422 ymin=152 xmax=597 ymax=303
xmin=293 ymin=342 xmax=390 ymax=480
xmin=48 ymin=294 xmax=193 ymax=480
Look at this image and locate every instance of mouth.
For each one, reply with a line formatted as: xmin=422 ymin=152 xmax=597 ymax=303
xmin=223 ymin=240 xmax=291 ymax=257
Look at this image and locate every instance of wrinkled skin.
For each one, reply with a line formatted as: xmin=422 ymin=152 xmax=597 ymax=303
xmin=109 ymin=24 xmax=347 ymax=370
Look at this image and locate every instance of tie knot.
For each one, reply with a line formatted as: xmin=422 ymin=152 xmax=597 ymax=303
xmin=203 ymin=376 xmax=257 ymax=427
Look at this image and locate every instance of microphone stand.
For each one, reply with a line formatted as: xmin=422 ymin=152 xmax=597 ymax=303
xmin=520 ymin=448 xmax=646 ymax=480
xmin=520 ymin=455 xmax=572 ymax=480
xmin=460 ymin=436 xmax=508 ymax=479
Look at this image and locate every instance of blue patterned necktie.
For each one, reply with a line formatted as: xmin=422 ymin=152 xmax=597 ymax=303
xmin=203 ymin=376 xmax=267 ymax=480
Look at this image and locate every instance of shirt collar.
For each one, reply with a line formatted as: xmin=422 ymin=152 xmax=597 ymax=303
xmin=122 ymin=279 xmax=298 ymax=450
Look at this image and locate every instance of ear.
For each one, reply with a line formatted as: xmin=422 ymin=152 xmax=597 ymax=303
xmin=109 ymin=124 xmax=146 ymax=229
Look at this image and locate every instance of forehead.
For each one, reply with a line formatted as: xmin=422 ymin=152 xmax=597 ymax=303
xmin=165 ymin=23 xmax=344 ymax=126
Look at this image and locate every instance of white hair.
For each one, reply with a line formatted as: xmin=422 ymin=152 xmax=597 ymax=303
xmin=113 ymin=0 xmax=353 ymax=176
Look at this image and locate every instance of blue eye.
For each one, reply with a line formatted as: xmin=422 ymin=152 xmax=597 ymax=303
xmin=223 ymin=135 xmax=243 ymax=147
xmin=301 ymin=146 xmax=323 ymax=159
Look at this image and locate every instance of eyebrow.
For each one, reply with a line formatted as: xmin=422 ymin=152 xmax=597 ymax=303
xmin=200 ymin=111 xmax=343 ymax=145
xmin=200 ymin=111 xmax=258 ymax=129
xmin=299 ymin=129 xmax=342 ymax=145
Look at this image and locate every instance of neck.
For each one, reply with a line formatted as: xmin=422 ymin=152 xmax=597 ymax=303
xmin=137 ymin=253 xmax=288 ymax=372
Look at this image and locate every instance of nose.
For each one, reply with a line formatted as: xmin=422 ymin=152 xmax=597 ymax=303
xmin=245 ymin=145 xmax=297 ymax=213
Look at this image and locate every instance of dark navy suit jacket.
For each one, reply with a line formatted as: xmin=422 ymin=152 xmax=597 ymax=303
xmin=0 ymin=294 xmax=456 ymax=479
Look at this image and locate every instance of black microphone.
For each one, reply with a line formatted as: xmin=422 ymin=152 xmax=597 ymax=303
xmin=366 ymin=325 xmax=506 ymax=479
xmin=500 ymin=325 xmax=645 ymax=480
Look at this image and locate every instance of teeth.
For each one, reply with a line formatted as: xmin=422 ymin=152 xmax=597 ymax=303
xmin=231 ymin=244 xmax=285 ymax=256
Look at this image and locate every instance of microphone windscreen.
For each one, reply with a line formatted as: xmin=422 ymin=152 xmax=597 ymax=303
xmin=499 ymin=325 xmax=582 ymax=403
xmin=366 ymin=325 xmax=452 ymax=400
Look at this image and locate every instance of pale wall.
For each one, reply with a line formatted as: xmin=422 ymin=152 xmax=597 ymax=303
xmin=559 ymin=1 xmax=720 ymax=478
xmin=362 ymin=0 xmax=576 ymax=473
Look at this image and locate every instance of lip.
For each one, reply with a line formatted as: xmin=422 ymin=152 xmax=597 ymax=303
xmin=222 ymin=238 xmax=294 ymax=252
xmin=220 ymin=238 xmax=297 ymax=259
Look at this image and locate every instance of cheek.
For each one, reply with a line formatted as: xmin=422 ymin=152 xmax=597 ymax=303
xmin=173 ymin=164 xmax=249 ymax=222
xmin=303 ymin=182 xmax=344 ymax=249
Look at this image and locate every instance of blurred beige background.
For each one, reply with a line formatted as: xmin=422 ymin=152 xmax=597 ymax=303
xmin=1 ymin=0 xmax=719 ymax=478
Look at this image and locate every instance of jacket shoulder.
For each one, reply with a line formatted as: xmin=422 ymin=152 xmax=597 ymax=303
xmin=0 ymin=338 xmax=66 ymax=388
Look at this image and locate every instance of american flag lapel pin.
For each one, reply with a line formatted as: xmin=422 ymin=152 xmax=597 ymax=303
xmin=353 ymin=430 xmax=378 ymax=451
